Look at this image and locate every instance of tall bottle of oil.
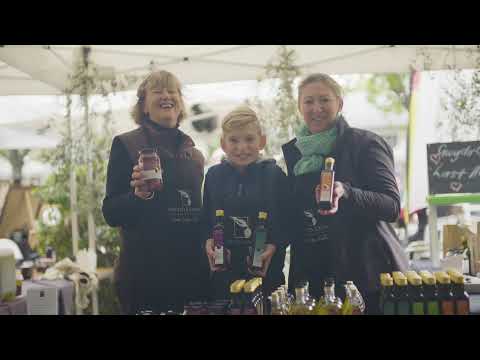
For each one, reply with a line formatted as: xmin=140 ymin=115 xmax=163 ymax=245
xmin=318 ymin=157 xmax=335 ymax=210
xmin=229 ymin=279 xmax=246 ymax=315
xmin=446 ymin=269 xmax=470 ymax=315
xmin=298 ymin=280 xmax=315 ymax=310
xmin=243 ymin=278 xmax=263 ymax=315
xmin=288 ymin=287 xmax=310 ymax=315
xmin=379 ymin=274 xmax=396 ymax=315
xmin=342 ymin=281 xmax=365 ymax=315
xmin=434 ymin=271 xmax=455 ymax=315
xmin=270 ymin=292 xmax=284 ymax=315
xmin=406 ymin=271 xmax=425 ymax=315
xmin=392 ymin=272 xmax=410 ymax=315
xmin=251 ymin=211 xmax=268 ymax=270
xmin=314 ymin=278 xmax=343 ymax=315
xmin=419 ymin=270 xmax=440 ymax=315
xmin=213 ymin=209 xmax=227 ymax=267
xmin=277 ymin=286 xmax=291 ymax=314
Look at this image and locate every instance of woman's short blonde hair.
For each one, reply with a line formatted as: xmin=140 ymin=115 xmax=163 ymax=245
xmin=221 ymin=105 xmax=263 ymax=136
xmin=131 ymin=70 xmax=187 ymax=126
xmin=297 ymin=73 xmax=343 ymax=107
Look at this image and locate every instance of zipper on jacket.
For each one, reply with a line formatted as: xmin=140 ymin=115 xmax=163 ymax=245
xmin=237 ymin=183 xmax=243 ymax=197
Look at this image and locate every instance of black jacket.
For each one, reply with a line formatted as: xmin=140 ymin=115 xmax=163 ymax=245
xmin=282 ymin=116 xmax=408 ymax=297
xmin=200 ymin=159 xmax=290 ymax=296
xmin=102 ymin=123 xmax=209 ymax=314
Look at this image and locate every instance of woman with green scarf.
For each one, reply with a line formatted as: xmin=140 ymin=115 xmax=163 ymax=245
xmin=282 ymin=73 xmax=408 ymax=314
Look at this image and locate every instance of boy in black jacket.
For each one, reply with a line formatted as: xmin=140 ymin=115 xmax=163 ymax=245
xmin=201 ymin=106 xmax=290 ymax=300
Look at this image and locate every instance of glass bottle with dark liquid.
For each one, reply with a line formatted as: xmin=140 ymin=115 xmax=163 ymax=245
xmin=406 ymin=271 xmax=425 ymax=315
xmin=379 ymin=273 xmax=396 ymax=315
xmin=251 ymin=211 xmax=268 ymax=270
xmin=434 ymin=271 xmax=455 ymax=315
xmin=447 ymin=269 xmax=470 ymax=315
xmin=213 ymin=209 xmax=227 ymax=267
xmin=138 ymin=148 xmax=163 ymax=192
xmin=392 ymin=272 xmax=410 ymax=315
xmin=419 ymin=270 xmax=440 ymax=315
xmin=318 ymin=157 xmax=335 ymax=210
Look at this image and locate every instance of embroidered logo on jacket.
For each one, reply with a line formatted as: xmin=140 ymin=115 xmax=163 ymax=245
xmin=230 ymin=216 xmax=252 ymax=239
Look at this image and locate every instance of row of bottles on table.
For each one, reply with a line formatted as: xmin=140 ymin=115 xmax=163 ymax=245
xmin=213 ymin=209 xmax=268 ymax=271
xmin=269 ymin=279 xmax=365 ymax=315
xmin=380 ymin=269 xmax=470 ymax=315
xmin=184 ymin=277 xmax=264 ymax=315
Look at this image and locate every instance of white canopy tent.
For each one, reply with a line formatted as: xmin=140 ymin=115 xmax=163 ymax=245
xmin=1 ymin=45 xmax=479 ymax=95
xmin=1 ymin=45 xmax=479 ymax=314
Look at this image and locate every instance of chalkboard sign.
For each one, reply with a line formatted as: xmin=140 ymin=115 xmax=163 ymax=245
xmin=427 ymin=141 xmax=480 ymax=194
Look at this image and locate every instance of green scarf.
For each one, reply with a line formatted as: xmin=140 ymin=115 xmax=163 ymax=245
xmin=293 ymin=123 xmax=338 ymax=176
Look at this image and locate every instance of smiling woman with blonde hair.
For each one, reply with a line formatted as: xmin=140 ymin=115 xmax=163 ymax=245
xmin=102 ymin=70 xmax=209 ymax=314
xmin=282 ymin=73 xmax=408 ymax=314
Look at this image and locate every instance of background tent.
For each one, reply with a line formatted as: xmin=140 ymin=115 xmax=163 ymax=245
xmin=1 ymin=45 xmax=479 ymax=95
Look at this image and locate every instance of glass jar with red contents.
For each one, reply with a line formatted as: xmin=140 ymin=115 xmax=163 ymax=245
xmin=138 ymin=148 xmax=163 ymax=192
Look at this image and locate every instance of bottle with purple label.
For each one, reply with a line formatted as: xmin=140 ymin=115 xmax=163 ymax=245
xmin=138 ymin=148 xmax=163 ymax=192
xmin=213 ymin=209 xmax=226 ymax=267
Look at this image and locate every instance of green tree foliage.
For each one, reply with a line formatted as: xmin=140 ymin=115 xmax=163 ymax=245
xmin=32 ymin=106 xmax=120 ymax=267
xmin=247 ymin=46 xmax=302 ymax=164
xmin=440 ymin=69 xmax=480 ymax=141
xmin=0 ymin=149 xmax=30 ymax=183
xmin=356 ymin=73 xmax=411 ymax=114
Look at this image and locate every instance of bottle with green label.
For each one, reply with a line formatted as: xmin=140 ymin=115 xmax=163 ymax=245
xmin=434 ymin=271 xmax=455 ymax=315
xmin=380 ymin=274 xmax=396 ymax=315
xmin=419 ymin=270 xmax=440 ymax=315
xmin=406 ymin=271 xmax=425 ymax=315
xmin=446 ymin=269 xmax=470 ymax=315
xmin=392 ymin=272 xmax=410 ymax=315
xmin=251 ymin=211 xmax=268 ymax=270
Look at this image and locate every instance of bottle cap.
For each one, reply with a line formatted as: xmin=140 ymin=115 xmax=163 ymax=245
xmin=230 ymin=279 xmax=246 ymax=294
xmin=244 ymin=278 xmax=262 ymax=293
xmin=325 ymin=157 xmax=335 ymax=169
xmin=258 ymin=211 xmax=268 ymax=220
xmin=380 ymin=273 xmax=392 ymax=283
xmin=419 ymin=270 xmax=436 ymax=285
xmin=381 ymin=276 xmax=394 ymax=286
xmin=392 ymin=272 xmax=407 ymax=286
xmin=406 ymin=271 xmax=422 ymax=286
xmin=434 ymin=271 xmax=451 ymax=284
xmin=446 ymin=268 xmax=464 ymax=284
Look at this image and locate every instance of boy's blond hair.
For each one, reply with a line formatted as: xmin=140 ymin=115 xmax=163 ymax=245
xmin=221 ymin=105 xmax=263 ymax=137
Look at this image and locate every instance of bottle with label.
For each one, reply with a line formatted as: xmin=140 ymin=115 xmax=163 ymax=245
xmin=243 ymin=278 xmax=263 ymax=315
xmin=380 ymin=274 xmax=396 ymax=315
xmin=277 ymin=286 xmax=291 ymax=314
xmin=251 ymin=211 xmax=268 ymax=270
xmin=446 ymin=269 xmax=470 ymax=315
xmin=297 ymin=280 xmax=315 ymax=310
xmin=318 ymin=157 xmax=336 ymax=210
xmin=419 ymin=270 xmax=440 ymax=315
xmin=213 ymin=209 xmax=227 ymax=267
xmin=270 ymin=292 xmax=284 ymax=315
xmin=434 ymin=271 xmax=455 ymax=315
xmin=229 ymin=279 xmax=246 ymax=315
xmin=406 ymin=271 xmax=425 ymax=315
xmin=138 ymin=148 xmax=163 ymax=192
xmin=314 ymin=278 xmax=343 ymax=315
xmin=288 ymin=287 xmax=311 ymax=315
xmin=342 ymin=281 xmax=365 ymax=315
xmin=392 ymin=272 xmax=410 ymax=315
